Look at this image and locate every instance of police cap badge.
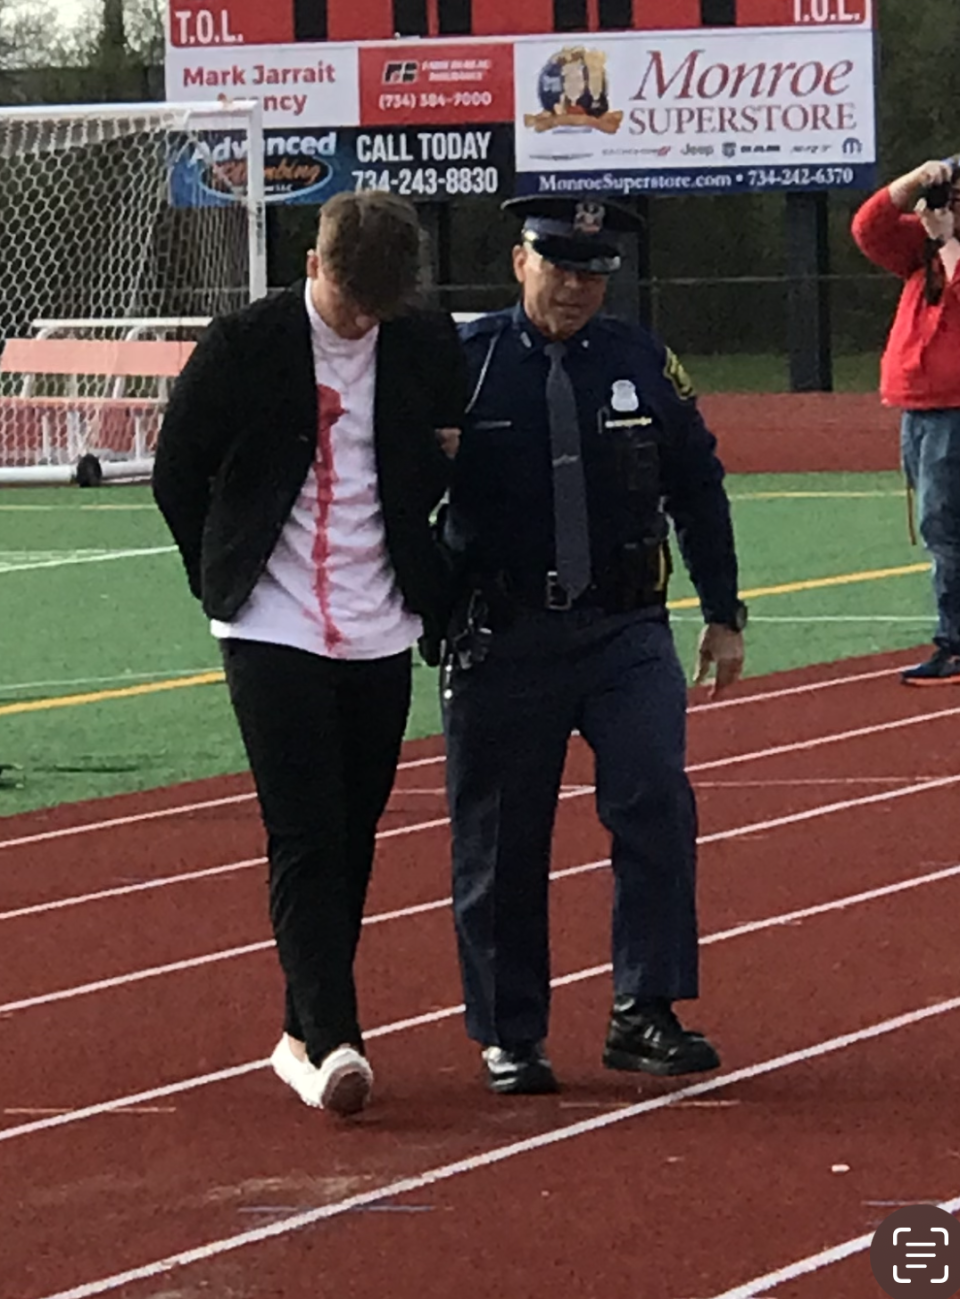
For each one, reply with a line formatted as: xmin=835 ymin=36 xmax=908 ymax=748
xmin=502 ymin=195 xmax=644 ymax=275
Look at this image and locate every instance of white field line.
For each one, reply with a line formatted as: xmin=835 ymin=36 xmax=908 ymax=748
xmin=0 ymin=546 xmax=176 ymax=574
xmin=705 ymin=1198 xmax=960 ymax=1298
xmin=673 ymin=614 xmax=930 ymax=623
xmin=30 ymin=994 xmax=960 ymax=1299
xmin=0 ymin=679 xmax=945 ymax=869
xmin=4 ymin=858 xmax=960 ymax=1150
xmin=0 ymin=504 xmax=157 ymax=512
xmin=4 ymin=771 xmax=960 ymax=1019
xmin=0 ymin=668 xmax=222 ymax=696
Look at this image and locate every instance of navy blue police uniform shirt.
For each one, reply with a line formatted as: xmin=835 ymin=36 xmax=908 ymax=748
xmin=447 ymin=304 xmax=740 ymax=625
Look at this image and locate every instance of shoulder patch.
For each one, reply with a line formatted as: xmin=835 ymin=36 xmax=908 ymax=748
xmin=663 ymin=347 xmax=696 ymax=401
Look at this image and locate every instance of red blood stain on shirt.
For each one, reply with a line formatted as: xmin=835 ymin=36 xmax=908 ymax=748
xmin=313 ymin=384 xmax=346 ymax=652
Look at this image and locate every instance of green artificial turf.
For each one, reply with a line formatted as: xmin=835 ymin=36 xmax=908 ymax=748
xmin=0 ymin=472 xmax=931 ymax=815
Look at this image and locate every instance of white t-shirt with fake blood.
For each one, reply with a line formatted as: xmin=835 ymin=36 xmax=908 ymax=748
xmin=210 ymin=283 xmax=422 ymax=660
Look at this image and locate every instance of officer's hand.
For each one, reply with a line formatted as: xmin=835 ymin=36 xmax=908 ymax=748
xmin=435 ymin=427 xmax=461 ymax=459
xmin=693 ymin=625 xmax=745 ymax=699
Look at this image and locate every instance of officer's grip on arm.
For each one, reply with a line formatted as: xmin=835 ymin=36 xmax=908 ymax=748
xmin=414 ymin=312 xmax=468 ymax=665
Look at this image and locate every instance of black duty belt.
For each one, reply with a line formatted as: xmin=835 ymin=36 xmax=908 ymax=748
xmin=495 ymin=569 xmax=665 ymax=616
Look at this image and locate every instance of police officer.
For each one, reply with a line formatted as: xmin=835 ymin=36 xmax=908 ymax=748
xmin=442 ymin=195 xmax=746 ymax=1095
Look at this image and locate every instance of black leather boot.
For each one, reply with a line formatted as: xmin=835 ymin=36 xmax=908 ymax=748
xmin=603 ymin=997 xmax=720 ymax=1077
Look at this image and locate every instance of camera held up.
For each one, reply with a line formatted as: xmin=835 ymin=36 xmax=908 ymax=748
xmin=919 ymin=158 xmax=960 ymax=210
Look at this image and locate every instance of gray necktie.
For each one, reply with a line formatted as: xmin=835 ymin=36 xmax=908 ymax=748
xmin=545 ymin=341 xmax=592 ymax=599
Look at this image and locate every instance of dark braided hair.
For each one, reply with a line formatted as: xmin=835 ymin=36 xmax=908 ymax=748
xmin=924 ymin=237 xmax=947 ymax=305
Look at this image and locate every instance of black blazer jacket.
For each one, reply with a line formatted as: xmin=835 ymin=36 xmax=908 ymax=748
xmin=152 ymin=283 xmax=467 ymax=641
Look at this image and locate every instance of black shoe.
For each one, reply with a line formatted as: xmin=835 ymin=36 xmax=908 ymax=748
xmin=901 ymin=647 xmax=960 ymax=685
xmin=603 ymin=997 xmax=721 ymax=1077
xmin=481 ymin=1043 xmax=559 ymax=1094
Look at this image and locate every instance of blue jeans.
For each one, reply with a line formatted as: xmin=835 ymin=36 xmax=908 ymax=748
xmin=901 ymin=409 xmax=960 ymax=653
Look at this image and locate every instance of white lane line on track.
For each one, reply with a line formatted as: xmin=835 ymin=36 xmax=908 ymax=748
xmin=7 ymin=770 xmax=960 ymax=1016
xmin=0 ymin=859 xmax=265 ymax=922
xmin=4 ymin=857 xmax=960 ymax=1146
xmin=5 ymin=775 xmax=960 ymax=1018
xmin=704 ymin=1198 xmax=960 ymax=1298
xmin=0 ymin=663 xmax=909 ymax=852
xmin=687 ymin=706 xmax=960 ymax=776
xmin=697 ymin=774 xmax=960 ymax=847
xmin=29 ymin=995 xmax=960 ymax=1299
xmin=694 ymin=777 xmax=933 ymax=787
xmin=7 ymin=704 xmax=960 ymax=919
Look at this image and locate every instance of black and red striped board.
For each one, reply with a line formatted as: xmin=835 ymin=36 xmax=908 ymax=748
xmin=167 ymin=0 xmax=872 ymax=49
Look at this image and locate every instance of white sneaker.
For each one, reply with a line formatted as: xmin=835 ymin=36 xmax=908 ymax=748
xmin=270 ymin=1037 xmax=373 ymax=1116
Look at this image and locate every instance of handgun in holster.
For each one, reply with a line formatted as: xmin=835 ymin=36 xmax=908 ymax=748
xmin=447 ymin=587 xmax=494 ymax=671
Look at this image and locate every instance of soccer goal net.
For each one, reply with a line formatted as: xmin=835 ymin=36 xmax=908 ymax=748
xmin=0 ymin=100 xmax=266 ymax=485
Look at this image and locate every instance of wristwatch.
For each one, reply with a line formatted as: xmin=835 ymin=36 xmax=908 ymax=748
xmin=717 ymin=600 xmax=748 ymax=632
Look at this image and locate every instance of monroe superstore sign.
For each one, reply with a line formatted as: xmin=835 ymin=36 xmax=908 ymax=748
xmin=164 ymin=2 xmax=876 ymax=202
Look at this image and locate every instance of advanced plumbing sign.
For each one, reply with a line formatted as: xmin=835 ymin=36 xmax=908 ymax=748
xmin=514 ymin=26 xmax=876 ymax=196
xmin=170 ymin=125 xmax=513 ymax=205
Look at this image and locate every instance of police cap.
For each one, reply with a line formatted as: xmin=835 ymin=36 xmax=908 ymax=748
xmin=502 ymin=195 xmax=643 ymax=275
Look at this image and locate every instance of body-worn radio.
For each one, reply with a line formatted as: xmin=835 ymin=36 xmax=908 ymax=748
xmin=599 ymin=407 xmax=671 ymax=609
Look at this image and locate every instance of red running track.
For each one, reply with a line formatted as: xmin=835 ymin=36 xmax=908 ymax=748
xmin=0 ymin=647 xmax=958 ymax=1299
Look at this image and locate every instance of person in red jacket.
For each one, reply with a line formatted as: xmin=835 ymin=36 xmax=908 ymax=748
xmin=852 ymin=157 xmax=960 ymax=684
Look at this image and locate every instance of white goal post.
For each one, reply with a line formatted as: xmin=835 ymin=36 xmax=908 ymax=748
xmin=0 ymin=99 xmax=266 ymax=485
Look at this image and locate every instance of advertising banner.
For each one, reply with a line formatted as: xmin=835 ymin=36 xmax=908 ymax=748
xmin=358 ymin=41 xmax=515 ymax=127
xmin=165 ymin=22 xmax=878 ymax=199
xmin=170 ymin=124 xmax=514 ymax=206
xmin=513 ymin=26 xmax=877 ymax=195
xmin=165 ymin=41 xmax=360 ymax=126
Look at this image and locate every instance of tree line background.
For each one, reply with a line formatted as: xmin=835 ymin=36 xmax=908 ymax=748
xmin=0 ymin=0 xmax=956 ymax=373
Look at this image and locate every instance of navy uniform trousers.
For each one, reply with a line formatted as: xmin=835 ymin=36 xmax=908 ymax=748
xmin=443 ymin=604 xmax=699 ymax=1049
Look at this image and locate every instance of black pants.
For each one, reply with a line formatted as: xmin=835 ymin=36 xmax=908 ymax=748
xmin=443 ymin=610 xmax=698 ymax=1048
xmin=221 ymin=639 xmax=412 ymax=1066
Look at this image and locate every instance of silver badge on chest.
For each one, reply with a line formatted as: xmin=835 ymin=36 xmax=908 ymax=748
xmin=611 ymin=379 xmax=639 ymax=413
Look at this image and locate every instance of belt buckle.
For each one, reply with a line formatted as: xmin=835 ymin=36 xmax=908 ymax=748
xmin=545 ymin=571 xmax=574 ymax=611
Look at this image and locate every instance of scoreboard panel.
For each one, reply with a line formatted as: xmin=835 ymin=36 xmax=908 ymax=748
xmin=167 ymin=0 xmax=873 ymax=47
